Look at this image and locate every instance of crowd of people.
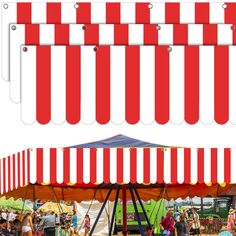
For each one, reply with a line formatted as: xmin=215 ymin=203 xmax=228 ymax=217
xmin=0 ymin=210 xmax=90 ymax=236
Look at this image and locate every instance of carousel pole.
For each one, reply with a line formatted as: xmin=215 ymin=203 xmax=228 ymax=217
xmin=89 ymin=187 xmax=113 ymax=236
xmin=109 ymin=186 xmax=120 ymax=236
xmin=122 ymin=185 xmax=127 ymax=236
xmin=129 ymin=184 xmax=145 ymax=236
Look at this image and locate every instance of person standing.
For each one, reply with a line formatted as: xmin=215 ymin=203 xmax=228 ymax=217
xmin=227 ymin=209 xmax=235 ymax=233
xmin=190 ymin=208 xmax=201 ymax=235
xmin=84 ymin=214 xmax=90 ymax=236
xmin=72 ymin=211 xmax=78 ymax=235
xmin=175 ymin=214 xmax=188 ymax=236
xmin=40 ymin=211 xmax=56 ymax=236
xmin=22 ymin=213 xmax=33 ymax=236
xmin=160 ymin=211 xmax=175 ymax=236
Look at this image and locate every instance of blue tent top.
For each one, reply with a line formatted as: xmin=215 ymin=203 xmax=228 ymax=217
xmin=70 ymin=134 xmax=166 ymax=148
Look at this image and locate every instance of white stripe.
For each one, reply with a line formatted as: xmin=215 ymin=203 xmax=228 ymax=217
xmin=110 ymin=46 xmax=125 ymax=124
xmin=42 ymin=148 xmax=50 ymax=184
xmin=210 ymin=3 xmax=224 ymax=24
xmin=204 ymin=148 xmax=211 ymax=184
xmin=180 ymin=3 xmax=195 ymax=23
xmin=70 ymin=24 xmax=84 ymax=45
xmin=96 ymin=149 xmax=104 ymax=183
xmin=170 ymin=46 xmax=184 ymax=124
xmin=61 ymin=3 xmax=76 ymax=23
xmin=83 ymin=149 xmax=90 ymax=184
xmin=15 ymin=154 xmax=18 ymax=188
xmin=5 ymin=157 xmax=8 ymax=193
xmin=164 ymin=149 xmax=171 ymax=184
xmin=10 ymin=24 xmax=25 ymax=103
xmin=123 ymin=149 xmax=130 ymax=183
xmin=40 ymin=24 xmax=55 ymax=45
xmin=30 ymin=149 xmax=37 ymax=184
xmin=218 ymin=25 xmax=232 ymax=45
xmin=150 ymin=3 xmax=165 ymax=24
xmin=24 ymin=151 xmax=28 ymax=185
xmin=217 ymin=148 xmax=225 ymax=184
xmin=140 ymin=46 xmax=155 ymax=124
xmin=91 ymin=3 xmax=106 ymax=23
xmin=56 ymin=149 xmax=64 ymax=184
xmin=199 ymin=46 xmax=214 ymax=124
xmin=81 ymin=46 xmax=96 ymax=124
xmin=32 ymin=3 xmax=46 ymax=23
xmin=10 ymin=155 xmax=13 ymax=190
xmin=229 ymin=46 xmax=236 ymax=124
xmin=110 ymin=149 xmax=117 ymax=184
xmin=158 ymin=24 xmax=173 ymax=45
xmin=99 ymin=25 xmax=114 ymax=45
xmin=19 ymin=153 xmax=23 ymax=187
xmin=231 ymin=149 xmax=236 ymax=183
xmin=0 ymin=159 xmax=3 ymax=194
xmin=150 ymin=148 xmax=157 ymax=184
xmin=51 ymin=46 xmax=66 ymax=124
xmin=190 ymin=148 xmax=198 ymax=184
xmin=70 ymin=149 xmax=77 ymax=184
xmin=129 ymin=24 xmax=143 ymax=45
xmin=177 ymin=148 xmax=184 ymax=184
xmin=188 ymin=24 xmax=203 ymax=45
xmin=120 ymin=3 xmax=135 ymax=23
xmin=137 ymin=148 xmax=144 ymax=184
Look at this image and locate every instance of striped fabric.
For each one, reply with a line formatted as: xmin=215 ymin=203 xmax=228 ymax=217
xmin=0 ymin=147 xmax=235 ymax=195
xmin=21 ymin=45 xmax=236 ymax=125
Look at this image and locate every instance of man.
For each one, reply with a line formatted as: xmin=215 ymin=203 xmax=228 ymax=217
xmin=40 ymin=211 xmax=56 ymax=236
xmin=190 ymin=208 xmax=201 ymax=235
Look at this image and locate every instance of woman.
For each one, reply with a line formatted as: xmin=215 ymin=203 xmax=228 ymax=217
xmin=190 ymin=208 xmax=201 ymax=236
xmin=227 ymin=209 xmax=235 ymax=233
xmin=84 ymin=214 xmax=90 ymax=236
xmin=175 ymin=214 xmax=188 ymax=236
xmin=22 ymin=213 xmax=33 ymax=236
xmin=160 ymin=211 xmax=175 ymax=236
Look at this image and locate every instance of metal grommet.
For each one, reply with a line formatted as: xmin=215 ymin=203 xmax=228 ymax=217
xmin=74 ymin=3 xmax=79 ymax=9
xmin=3 ymin=3 xmax=8 ymax=9
xmin=93 ymin=47 xmax=98 ymax=52
xmin=11 ymin=25 xmax=16 ymax=31
xmin=22 ymin=47 xmax=28 ymax=52
xmin=156 ymin=25 xmax=161 ymax=31
xmin=222 ymin=3 xmax=227 ymax=9
xmin=82 ymin=25 xmax=87 ymax=31
xmin=167 ymin=46 xmax=172 ymax=52
xmin=148 ymin=3 xmax=153 ymax=9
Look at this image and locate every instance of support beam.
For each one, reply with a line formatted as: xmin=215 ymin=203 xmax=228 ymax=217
xmin=122 ymin=185 xmax=127 ymax=236
xmin=129 ymin=184 xmax=145 ymax=236
xmin=89 ymin=187 xmax=113 ymax=236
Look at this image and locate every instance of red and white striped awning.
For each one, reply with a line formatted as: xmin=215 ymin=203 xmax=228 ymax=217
xmin=21 ymin=45 xmax=236 ymax=125
xmin=9 ymin=23 xmax=236 ymax=103
xmin=0 ymin=147 xmax=235 ymax=195
xmin=3 ymin=2 xmax=236 ymax=81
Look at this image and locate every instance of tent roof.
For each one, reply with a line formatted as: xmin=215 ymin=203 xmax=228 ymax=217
xmin=69 ymin=134 xmax=166 ymax=148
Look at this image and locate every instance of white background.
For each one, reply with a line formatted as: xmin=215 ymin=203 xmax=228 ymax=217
xmin=0 ymin=0 xmax=236 ymax=157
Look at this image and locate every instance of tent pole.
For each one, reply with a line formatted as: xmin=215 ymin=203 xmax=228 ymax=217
xmin=122 ymin=185 xmax=127 ymax=236
xmin=132 ymin=185 xmax=154 ymax=236
xmin=21 ymin=185 xmax=29 ymax=214
xmin=51 ymin=186 xmax=63 ymax=214
xmin=109 ymin=186 xmax=120 ymax=236
xmin=129 ymin=184 xmax=145 ymax=236
xmin=89 ymin=187 xmax=113 ymax=236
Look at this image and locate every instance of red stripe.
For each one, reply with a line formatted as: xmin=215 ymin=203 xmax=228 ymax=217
xmin=96 ymin=46 xmax=110 ymax=124
xmin=66 ymin=46 xmax=81 ymax=124
xmin=27 ymin=149 xmax=30 ymax=184
xmin=63 ymin=149 xmax=70 ymax=184
xmin=225 ymin=3 xmax=236 ymax=24
xmin=214 ymin=46 xmax=229 ymax=124
xmin=114 ymin=25 xmax=128 ymax=45
xmin=22 ymin=151 xmax=25 ymax=186
xmin=184 ymin=148 xmax=191 ymax=183
xmin=76 ymin=3 xmax=91 ymax=23
xmin=197 ymin=149 xmax=204 ymax=184
xmin=103 ymin=149 xmax=110 ymax=184
xmin=211 ymin=148 xmax=218 ymax=184
xmin=117 ymin=148 xmax=123 ymax=183
xmin=203 ymin=25 xmax=218 ymax=45
xmin=90 ymin=149 xmax=97 ymax=183
xmin=84 ymin=24 xmax=99 ymax=45
xmin=0 ymin=160 xmax=1 ymax=193
xmin=125 ymin=46 xmax=140 ymax=124
xmin=36 ymin=46 xmax=51 ymax=124
xmin=144 ymin=148 xmax=150 ymax=184
xmin=165 ymin=3 xmax=180 ymax=24
xmin=195 ymin=3 xmax=209 ymax=23
xmin=171 ymin=149 xmax=177 ymax=184
xmin=46 ymin=3 xmax=61 ymax=23
xmin=25 ymin=24 xmax=39 ymax=45
xmin=233 ymin=26 xmax=236 ymax=44
xmin=185 ymin=46 xmax=199 ymax=124
xmin=8 ymin=157 xmax=11 ymax=191
xmin=157 ymin=149 xmax=164 ymax=183
xmin=224 ymin=148 xmax=231 ymax=183
xmin=50 ymin=148 xmax=57 ymax=184
xmin=17 ymin=3 xmax=31 ymax=24
xmin=77 ymin=149 xmax=83 ymax=183
xmin=136 ymin=3 xmax=150 ymax=23
xmin=144 ymin=24 xmax=158 ymax=45
xmin=37 ymin=148 xmax=43 ymax=184
xmin=173 ymin=25 xmax=188 ymax=45
xmin=155 ymin=46 xmax=169 ymax=124
xmin=3 ymin=159 xmax=6 ymax=193
xmin=55 ymin=24 xmax=69 ymax=45
xmin=106 ymin=3 xmax=120 ymax=23
xmin=17 ymin=153 xmax=21 ymax=188
xmin=13 ymin=154 xmax=16 ymax=190
xmin=130 ymin=148 xmax=137 ymax=184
